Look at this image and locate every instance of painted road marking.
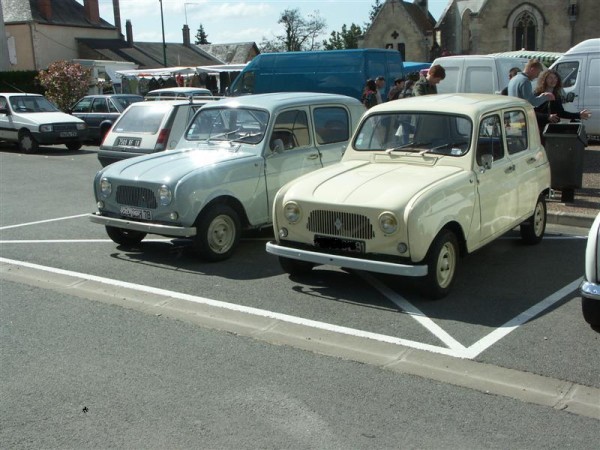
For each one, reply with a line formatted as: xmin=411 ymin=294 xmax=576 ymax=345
xmin=0 ymin=214 xmax=89 ymax=230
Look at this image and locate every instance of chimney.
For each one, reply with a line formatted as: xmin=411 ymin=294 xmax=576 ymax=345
xmin=113 ymin=0 xmax=122 ymax=36
xmin=84 ymin=0 xmax=100 ymax=24
xmin=183 ymin=24 xmax=191 ymax=46
xmin=126 ymin=20 xmax=133 ymax=47
xmin=37 ymin=0 xmax=52 ymax=21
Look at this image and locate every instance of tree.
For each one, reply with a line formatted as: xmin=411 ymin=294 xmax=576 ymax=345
xmin=323 ymin=23 xmax=363 ymax=50
xmin=37 ymin=61 xmax=91 ymax=111
xmin=366 ymin=0 xmax=384 ymax=29
xmin=259 ymin=8 xmax=327 ymax=52
xmin=195 ymin=25 xmax=210 ymax=45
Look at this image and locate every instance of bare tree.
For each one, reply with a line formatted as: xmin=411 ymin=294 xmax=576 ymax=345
xmin=260 ymin=8 xmax=327 ymax=52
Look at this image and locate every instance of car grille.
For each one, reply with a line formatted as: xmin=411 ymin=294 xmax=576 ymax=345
xmin=307 ymin=210 xmax=374 ymax=240
xmin=116 ymin=186 xmax=157 ymax=209
xmin=53 ymin=123 xmax=79 ymax=132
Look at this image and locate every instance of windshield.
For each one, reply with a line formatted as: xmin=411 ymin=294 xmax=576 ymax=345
xmin=354 ymin=112 xmax=473 ymax=156
xmin=9 ymin=95 xmax=59 ymax=113
xmin=184 ymin=107 xmax=269 ymax=145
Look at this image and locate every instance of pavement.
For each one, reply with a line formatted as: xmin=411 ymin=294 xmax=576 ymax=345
xmin=546 ymin=143 xmax=599 ymax=229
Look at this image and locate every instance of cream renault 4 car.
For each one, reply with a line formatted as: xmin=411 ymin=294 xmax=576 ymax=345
xmin=266 ymin=94 xmax=551 ymax=299
xmin=90 ymin=92 xmax=364 ymax=261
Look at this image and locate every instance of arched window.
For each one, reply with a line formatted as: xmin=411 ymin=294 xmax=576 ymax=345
xmin=514 ymin=12 xmax=536 ymax=50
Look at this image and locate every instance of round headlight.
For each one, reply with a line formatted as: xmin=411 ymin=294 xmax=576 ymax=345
xmin=158 ymin=185 xmax=172 ymax=206
xmin=283 ymin=202 xmax=301 ymax=223
xmin=379 ymin=212 xmax=398 ymax=234
xmin=100 ymin=178 xmax=112 ymax=197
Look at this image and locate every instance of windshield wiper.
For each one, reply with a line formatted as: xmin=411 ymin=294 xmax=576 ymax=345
xmin=421 ymin=141 xmax=468 ymax=155
xmin=385 ymin=141 xmax=431 ymax=154
xmin=206 ymin=128 xmax=240 ymax=142
xmin=232 ymin=131 xmax=264 ymax=143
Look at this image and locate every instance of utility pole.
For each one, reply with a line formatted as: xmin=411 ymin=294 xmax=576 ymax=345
xmin=159 ymin=0 xmax=167 ymax=67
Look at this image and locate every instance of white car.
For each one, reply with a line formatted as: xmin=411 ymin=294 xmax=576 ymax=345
xmin=97 ymin=98 xmax=216 ymax=166
xmin=266 ymin=94 xmax=551 ymax=299
xmin=144 ymin=87 xmax=213 ymax=101
xmin=581 ymin=212 xmax=600 ymax=327
xmin=0 ymin=92 xmax=87 ymax=153
xmin=90 ymin=92 xmax=365 ymax=261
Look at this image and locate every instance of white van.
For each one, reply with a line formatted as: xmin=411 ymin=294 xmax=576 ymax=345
xmin=432 ymin=55 xmax=532 ymax=95
xmin=549 ymin=38 xmax=600 ymax=138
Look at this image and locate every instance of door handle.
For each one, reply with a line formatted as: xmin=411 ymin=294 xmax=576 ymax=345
xmin=504 ymin=164 xmax=515 ymax=174
xmin=527 ymin=157 xmax=537 ymax=163
xmin=307 ymin=153 xmax=320 ymax=160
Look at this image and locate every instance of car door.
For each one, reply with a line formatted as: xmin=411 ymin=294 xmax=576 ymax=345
xmin=0 ymin=95 xmax=12 ymax=140
xmin=87 ymin=98 xmax=110 ymax=138
xmin=474 ymin=113 xmax=520 ymax=241
xmin=265 ymin=107 xmax=322 ymax=218
xmin=312 ymin=105 xmax=351 ymax=167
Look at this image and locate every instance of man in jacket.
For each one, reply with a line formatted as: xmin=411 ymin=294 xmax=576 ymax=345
xmin=414 ymin=64 xmax=446 ymax=96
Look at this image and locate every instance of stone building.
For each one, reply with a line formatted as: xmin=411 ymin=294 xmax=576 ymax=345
xmin=360 ymin=0 xmax=436 ymax=62
xmin=436 ymin=0 xmax=598 ymax=56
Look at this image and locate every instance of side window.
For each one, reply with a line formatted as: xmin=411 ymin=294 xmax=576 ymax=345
xmin=72 ymin=98 xmax=92 ymax=113
xmin=313 ymin=107 xmax=350 ymax=145
xmin=554 ymin=61 xmax=579 ymax=88
xmin=270 ymin=109 xmax=310 ymax=151
xmin=477 ymin=115 xmax=505 ymax=165
xmin=504 ymin=110 xmax=528 ymax=155
xmin=107 ymin=100 xmax=119 ymax=113
xmin=91 ymin=98 xmax=108 ymax=113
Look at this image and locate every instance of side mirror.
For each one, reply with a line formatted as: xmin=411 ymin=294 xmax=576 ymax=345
xmin=565 ymin=92 xmax=577 ymax=103
xmin=0 ymin=106 xmax=9 ymax=115
xmin=480 ymin=153 xmax=493 ymax=171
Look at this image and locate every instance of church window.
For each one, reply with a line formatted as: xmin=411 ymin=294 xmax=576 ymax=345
xmin=514 ymin=12 xmax=536 ymax=50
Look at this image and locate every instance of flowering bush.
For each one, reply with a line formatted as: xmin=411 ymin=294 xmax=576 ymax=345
xmin=37 ymin=61 xmax=91 ymax=111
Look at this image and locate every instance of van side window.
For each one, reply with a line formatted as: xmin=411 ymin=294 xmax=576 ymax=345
xmin=313 ymin=107 xmax=350 ymax=145
xmin=271 ymin=110 xmax=310 ymax=150
xmin=504 ymin=110 xmax=528 ymax=154
xmin=554 ymin=61 xmax=579 ymax=88
xmin=477 ymin=115 xmax=505 ymax=164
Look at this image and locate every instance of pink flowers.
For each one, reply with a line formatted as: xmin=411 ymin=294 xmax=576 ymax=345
xmin=37 ymin=61 xmax=91 ymax=111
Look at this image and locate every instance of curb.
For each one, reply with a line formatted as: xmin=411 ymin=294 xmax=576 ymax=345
xmin=547 ymin=211 xmax=596 ymax=229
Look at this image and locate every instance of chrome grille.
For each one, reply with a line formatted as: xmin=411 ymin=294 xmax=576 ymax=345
xmin=307 ymin=210 xmax=374 ymax=240
xmin=116 ymin=186 xmax=157 ymax=209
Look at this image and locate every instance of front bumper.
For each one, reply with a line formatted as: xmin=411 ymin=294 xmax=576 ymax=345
xmin=266 ymin=241 xmax=427 ymax=277
xmin=580 ymin=280 xmax=600 ymax=301
xmin=34 ymin=130 xmax=87 ymax=144
xmin=89 ymin=213 xmax=196 ymax=237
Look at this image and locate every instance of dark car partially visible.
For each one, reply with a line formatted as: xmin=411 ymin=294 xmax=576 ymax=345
xmin=69 ymin=94 xmax=143 ymax=144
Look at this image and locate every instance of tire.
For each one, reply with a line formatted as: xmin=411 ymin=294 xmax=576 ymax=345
xmin=193 ymin=204 xmax=241 ymax=261
xmin=105 ymin=225 xmax=146 ymax=246
xmin=18 ymin=130 xmax=38 ymax=154
xmin=520 ymin=195 xmax=546 ymax=245
xmin=420 ymin=229 xmax=459 ymax=300
xmin=279 ymin=256 xmax=314 ymax=276
xmin=66 ymin=142 xmax=82 ymax=151
xmin=582 ymin=297 xmax=600 ymax=327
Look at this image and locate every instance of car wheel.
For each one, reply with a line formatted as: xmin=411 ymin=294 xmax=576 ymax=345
xmin=105 ymin=226 xmax=146 ymax=246
xmin=279 ymin=256 xmax=315 ymax=275
xmin=66 ymin=142 xmax=82 ymax=151
xmin=421 ymin=229 xmax=459 ymax=300
xmin=582 ymin=297 xmax=600 ymax=327
xmin=18 ymin=130 xmax=38 ymax=154
xmin=193 ymin=205 xmax=241 ymax=261
xmin=520 ymin=195 xmax=546 ymax=245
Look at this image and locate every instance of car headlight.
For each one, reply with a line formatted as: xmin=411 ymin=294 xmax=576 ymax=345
xmin=40 ymin=124 xmax=53 ymax=132
xmin=158 ymin=185 xmax=172 ymax=206
xmin=283 ymin=201 xmax=301 ymax=223
xmin=76 ymin=123 xmax=87 ymax=130
xmin=100 ymin=178 xmax=112 ymax=198
xmin=379 ymin=212 xmax=398 ymax=234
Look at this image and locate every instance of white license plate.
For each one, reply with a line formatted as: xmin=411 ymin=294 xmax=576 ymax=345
xmin=117 ymin=137 xmax=141 ymax=147
xmin=60 ymin=131 xmax=78 ymax=137
xmin=120 ymin=206 xmax=152 ymax=220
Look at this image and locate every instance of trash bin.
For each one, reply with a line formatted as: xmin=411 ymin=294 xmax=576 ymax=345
xmin=542 ymin=122 xmax=587 ymax=202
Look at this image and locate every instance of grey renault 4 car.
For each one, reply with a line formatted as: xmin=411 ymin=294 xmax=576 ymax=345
xmin=89 ymin=92 xmax=365 ymax=261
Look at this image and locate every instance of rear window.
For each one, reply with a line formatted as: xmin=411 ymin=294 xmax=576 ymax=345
xmin=113 ymin=105 xmax=171 ymax=133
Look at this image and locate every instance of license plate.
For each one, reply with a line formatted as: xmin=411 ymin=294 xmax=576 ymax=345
xmin=120 ymin=206 xmax=152 ymax=220
xmin=116 ymin=137 xmax=141 ymax=147
xmin=314 ymin=236 xmax=365 ymax=253
xmin=60 ymin=131 xmax=77 ymax=137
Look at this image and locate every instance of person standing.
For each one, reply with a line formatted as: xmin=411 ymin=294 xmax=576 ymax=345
xmin=387 ymin=77 xmax=406 ymax=101
xmin=375 ymin=76 xmax=386 ymax=103
xmin=413 ymin=64 xmax=446 ymax=96
xmin=507 ymin=59 xmax=554 ymax=106
xmin=500 ymin=67 xmax=521 ymax=95
xmin=361 ymin=79 xmax=378 ymax=109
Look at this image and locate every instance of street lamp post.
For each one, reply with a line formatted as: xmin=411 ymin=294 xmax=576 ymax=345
xmin=159 ymin=0 xmax=167 ymax=67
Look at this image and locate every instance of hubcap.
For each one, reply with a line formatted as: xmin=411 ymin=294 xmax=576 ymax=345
xmin=436 ymin=242 xmax=456 ymax=288
xmin=533 ymin=201 xmax=545 ymax=236
xmin=207 ymin=214 xmax=236 ymax=254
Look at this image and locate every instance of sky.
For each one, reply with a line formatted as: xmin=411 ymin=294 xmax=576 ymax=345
xmin=83 ymin=0 xmax=448 ymax=45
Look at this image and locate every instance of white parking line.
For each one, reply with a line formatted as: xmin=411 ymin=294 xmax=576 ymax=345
xmin=0 ymin=214 xmax=89 ymax=230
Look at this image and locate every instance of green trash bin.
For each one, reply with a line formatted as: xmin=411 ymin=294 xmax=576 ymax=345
xmin=542 ymin=122 xmax=587 ymax=202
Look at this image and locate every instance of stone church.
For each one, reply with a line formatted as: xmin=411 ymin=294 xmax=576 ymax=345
xmin=361 ymin=0 xmax=598 ymax=62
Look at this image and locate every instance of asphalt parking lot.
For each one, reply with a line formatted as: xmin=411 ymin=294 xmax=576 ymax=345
xmin=1 ymin=144 xmax=598 ymax=417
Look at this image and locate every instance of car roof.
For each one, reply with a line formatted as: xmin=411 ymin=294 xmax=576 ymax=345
xmin=0 ymin=92 xmax=43 ymax=97
xmin=203 ymin=92 xmax=362 ymax=110
xmin=370 ymin=93 xmax=531 ymax=116
xmin=147 ymin=87 xmax=212 ymax=94
xmin=83 ymin=94 xmax=143 ymax=98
